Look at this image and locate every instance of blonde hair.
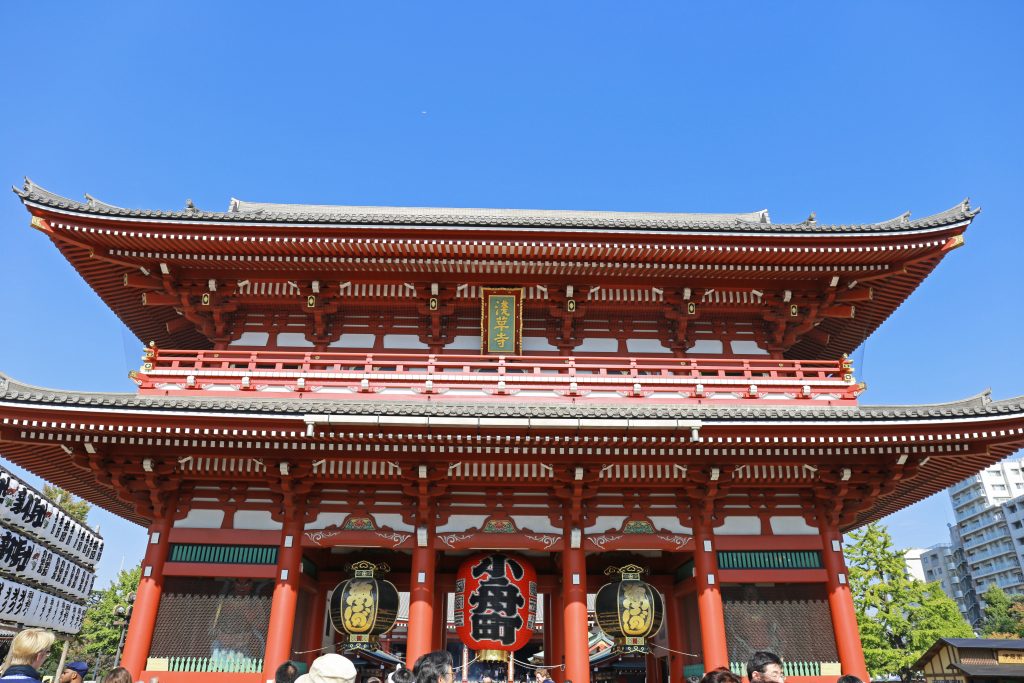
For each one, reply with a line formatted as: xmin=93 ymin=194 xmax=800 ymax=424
xmin=2 ymin=628 xmax=55 ymax=671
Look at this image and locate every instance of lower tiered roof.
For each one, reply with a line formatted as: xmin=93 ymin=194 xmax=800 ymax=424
xmin=0 ymin=370 xmax=1021 ymax=530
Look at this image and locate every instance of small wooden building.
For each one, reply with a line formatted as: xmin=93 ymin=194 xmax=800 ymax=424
xmin=915 ymin=638 xmax=1024 ymax=683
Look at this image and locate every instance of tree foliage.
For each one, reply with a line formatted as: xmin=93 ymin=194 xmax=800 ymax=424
xmin=42 ymin=484 xmax=91 ymax=525
xmin=980 ymin=584 xmax=1024 ymax=637
xmin=846 ymin=522 xmax=973 ymax=683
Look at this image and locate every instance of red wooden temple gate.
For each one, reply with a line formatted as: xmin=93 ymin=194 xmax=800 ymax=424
xmin=3 ymin=182 xmax=1024 ymax=683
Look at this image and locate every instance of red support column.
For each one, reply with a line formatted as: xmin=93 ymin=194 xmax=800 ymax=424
xmin=120 ymin=499 xmax=178 ymax=680
xmin=562 ymin=540 xmax=590 ymax=683
xmin=655 ymin=578 xmax=685 ymax=683
xmin=692 ymin=521 xmax=728 ymax=671
xmin=263 ymin=518 xmax=305 ymax=677
xmin=646 ymin=652 xmax=660 ymax=683
xmin=433 ymin=590 xmax=448 ymax=651
xmin=543 ymin=594 xmax=553 ymax=672
xmin=407 ymin=542 xmax=437 ymax=665
xmin=303 ymin=583 xmax=329 ymax=666
xmin=819 ymin=518 xmax=870 ymax=682
xmin=549 ymin=590 xmax=565 ymax=683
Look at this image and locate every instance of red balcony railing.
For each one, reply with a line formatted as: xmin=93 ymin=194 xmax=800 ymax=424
xmin=130 ymin=347 xmax=862 ymax=404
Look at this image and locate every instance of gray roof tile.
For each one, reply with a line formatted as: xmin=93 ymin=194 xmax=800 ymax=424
xmin=1 ymin=373 xmax=1020 ymax=423
xmin=14 ymin=179 xmax=979 ymax=235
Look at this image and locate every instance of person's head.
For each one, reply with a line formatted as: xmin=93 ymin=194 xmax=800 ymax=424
xmin=700 ymin=668 xmax=742 ymax=683
xmin=390 ymin=668 xmax=415 ymax=683
xmin=536 ymin=671 xmax=549 ymax=682
xmin=413 ymin=650 xmax=454 ymax=683
xmin=747 ymin=652 xmax=784 ymax=683
xmin=59 ymin=661 xmax=89 ymax=682
xmin=276 ymin=660 xmax=301 ymax=683
xmin=296 ymin=653 xmax=357 ymax=683
xmin=2 ymin=628 xmax=55 ymax=672
xmin=482 ymin=676 xmax=493 ymax=683
xmin=101 ymin=668 xmax=134 ymax=683
xmin=367 ymin=677 xmax=383 ymax=683
xmin=837 ymin=676 xmax=864 ymax=683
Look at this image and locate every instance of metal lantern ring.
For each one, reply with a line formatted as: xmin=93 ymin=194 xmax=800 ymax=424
xmin=594 ymin=564 xmax=664 ymax=654
xmin=329 ymin=561 xmax=400 ymax=650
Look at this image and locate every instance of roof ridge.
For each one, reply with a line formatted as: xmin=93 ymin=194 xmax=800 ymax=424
xmin=14 ymin=180 xmax=980 ymax=234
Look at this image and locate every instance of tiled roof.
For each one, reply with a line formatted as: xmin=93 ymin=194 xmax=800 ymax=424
xmin=14 ymin=179 xmax=979 ymax=234
xmin=0 ymin=373 xmax=1020 ymax=422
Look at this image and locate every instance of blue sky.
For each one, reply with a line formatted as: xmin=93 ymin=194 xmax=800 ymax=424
xmin=1 ymin=2 xmax=1023 ymax=587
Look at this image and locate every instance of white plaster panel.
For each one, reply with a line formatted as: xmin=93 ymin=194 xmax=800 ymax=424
xmin=626 ymin=338 xmax=672 ymax=353
xmin=173 ymin=509 xmax=224 ymax=529
xmin=648 ymin=517 xmax=692 ymax=534
xmin=688 ymin=340 xmax=724 ymax=354
xmin=233 ymin=511 xmax=283 ymax=531
xmin=588 ymin=516 xmax=627 ymax=532
xmin=306 ymin=513 xmax=348 ymax=530
xmin=769 ymin=516 xmax=818 ymax=535
xmin=276 ymin=333 xmax=315 ymax=347
xmin=383 ymin=334 xmax=429 ymax=349
xmin=715 ymin=516 xmax=761 ymax=535
xmin=729 ymin=340 xmax=769 ymax=355
xmin=329 ymin=333 xmax=377 ymax=348
xmin=373 ymin=514 xmax=414 ymax=532
xmin=522 ymin=337 xmax=559 ymax=352
xmin=436 ymin=515 xmax=488 ymax=533
xmin=511 ymin=516 xmax=561 ymax=534
xmin=228 ymin=332 xmax=270 ymax=347
xmin=446 ymin=336 xmax=482 ymax=350
xmin=574 ymin=338 xmax=619 ymax=353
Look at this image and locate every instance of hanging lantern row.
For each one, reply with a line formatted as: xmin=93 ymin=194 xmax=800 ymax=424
xmin=594 ymin=564 xmax=664 ymax=654
xmin=455 ymin=552 xmax=538 ymax=661
xmin=329 ymin=560 xmax=400 ymax=650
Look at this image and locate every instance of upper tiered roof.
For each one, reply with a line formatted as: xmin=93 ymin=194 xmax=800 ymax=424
xmin=16 ymin=179 xmax=978 ymax=233
xmin=13 ymin=181 xmax=980 ymax=358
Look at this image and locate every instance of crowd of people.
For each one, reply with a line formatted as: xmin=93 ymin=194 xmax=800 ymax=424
xmin=0 ymin=627 xmax=864 ymax=683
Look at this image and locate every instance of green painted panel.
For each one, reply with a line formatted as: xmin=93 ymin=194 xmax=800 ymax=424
xmin=717 ymin=550 xmax=822 ymax=570
xmin=168 ymin=543 xmax=278 ymax=565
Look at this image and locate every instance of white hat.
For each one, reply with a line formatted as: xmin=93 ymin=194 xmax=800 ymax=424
xmin=296 ymin=654 xmax=358 ymax=683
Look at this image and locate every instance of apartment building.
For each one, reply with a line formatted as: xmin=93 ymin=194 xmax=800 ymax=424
xmin=915 ymin=458 xmax=1024 ymax=626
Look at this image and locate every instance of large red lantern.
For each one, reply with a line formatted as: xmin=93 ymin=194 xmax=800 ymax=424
xmin=455 ymin=552 xmax=537 ymax=657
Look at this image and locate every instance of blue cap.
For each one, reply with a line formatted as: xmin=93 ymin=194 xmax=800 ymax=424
xmin=66 ymin=662 xmax=88 ymax=677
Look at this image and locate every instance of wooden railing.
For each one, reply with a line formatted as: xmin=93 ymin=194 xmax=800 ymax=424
xmin=149 ymin=654 xmax=264 ymax=672
xmin=131 ymin=346 xmax=862 ymax=404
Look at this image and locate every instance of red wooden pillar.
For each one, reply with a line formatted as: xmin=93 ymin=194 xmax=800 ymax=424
xmin=646 ymin=652 xmax=660 ymax=683
xmin=655 ymin=578 xmax=685 ymax=683
xmin=407 ymin=541 xmax=437 ymax=665
xmin=303 ymin=582 xmax=329 ymax=666
xmin=263 ymin=518 xmax=305 ymax=677
xmin=433 ymin=590 xmax=448 ymax=651
xmin=562 ymin=540 xmax=590 ymax=683
xmin=548 ymin=590 xmax=565 ymax=683
xmin=819 ymin=517 xmax=870 ymax=682
xmin=543 ymin=594 xmax=554 ymax=673
xmin=120 ymin=498 xmax=178 ymax=679
xmin=692 ymin=521 xmax=728 ymax=671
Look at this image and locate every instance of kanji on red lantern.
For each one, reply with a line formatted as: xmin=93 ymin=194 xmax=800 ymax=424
xmin=455 ymin=552 xmax=536 ymax=652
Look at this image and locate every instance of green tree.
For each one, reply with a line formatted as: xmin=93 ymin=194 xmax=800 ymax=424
xmin=980 ymin=584 xmax=1024 ymax=637
xmin=81 ymin=565 xmax=141 ymax=679
xmin=846 ymin=522 xmax=973 ymax=683
xmin=42 ymin=484 xmax=91 ymax=524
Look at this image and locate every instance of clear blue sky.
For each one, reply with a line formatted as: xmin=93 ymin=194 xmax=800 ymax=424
xmin=2 ymin=2 xmax=1022 ymax=588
